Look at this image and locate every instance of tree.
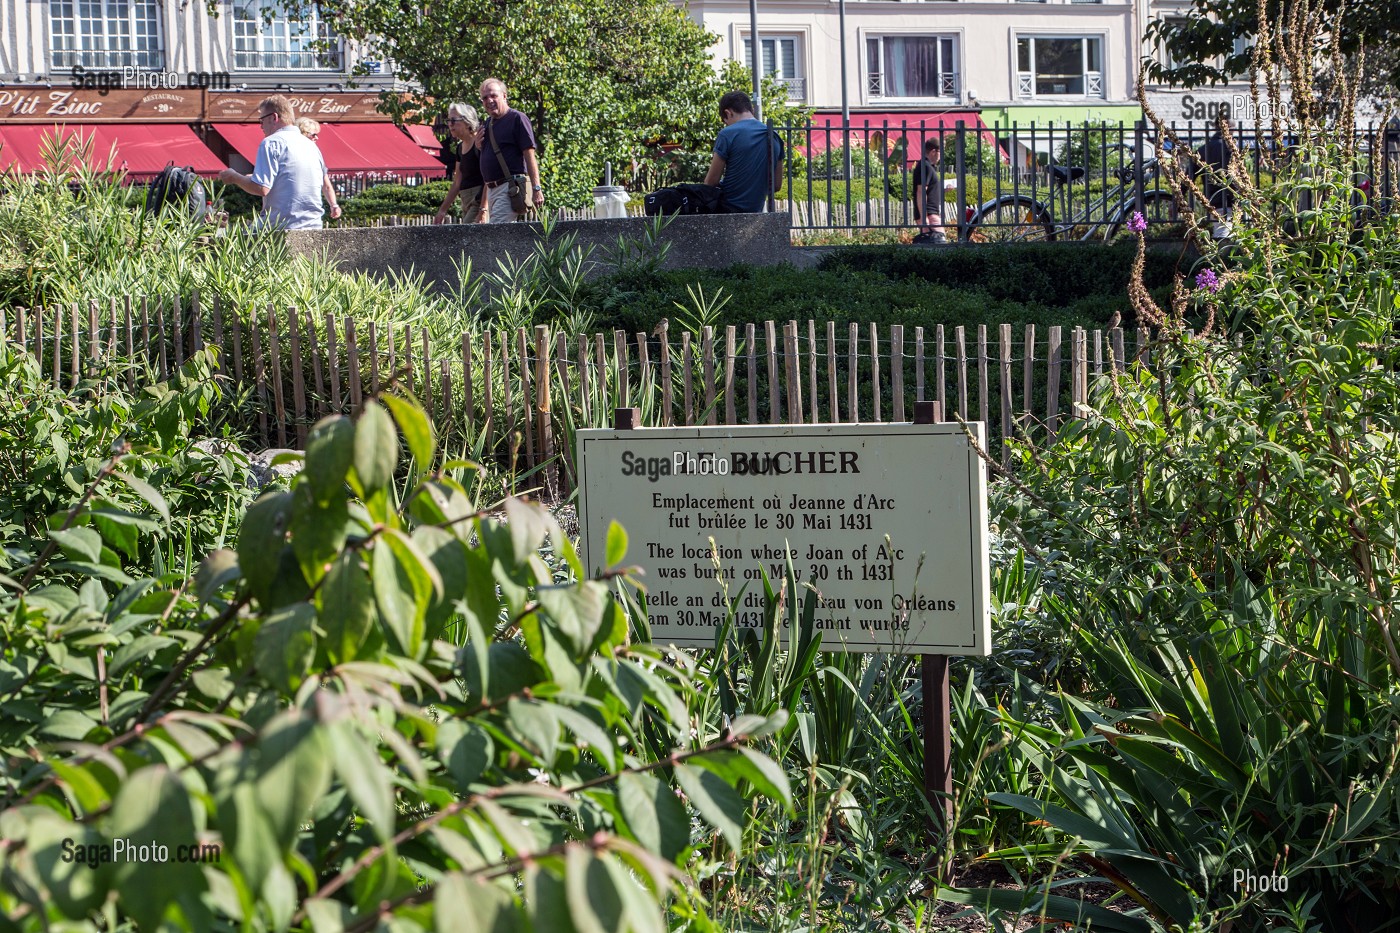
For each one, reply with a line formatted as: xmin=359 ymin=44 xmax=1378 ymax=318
xmin=1143 ymin=0 xmax=1400 ymax=110
xmin=318 ymin=0 xmax=725 ymax=206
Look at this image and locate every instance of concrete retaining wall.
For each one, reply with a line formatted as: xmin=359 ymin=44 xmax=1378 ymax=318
xmin=284 ymin=213 xmax=793 ymax=292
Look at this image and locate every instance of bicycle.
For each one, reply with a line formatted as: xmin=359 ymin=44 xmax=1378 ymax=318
xmin=967 ymin=143 xmax=1179 ymax=242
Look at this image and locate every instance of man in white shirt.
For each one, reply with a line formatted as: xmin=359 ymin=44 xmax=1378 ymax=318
xmin=218 ymin=95 xmax=341 ymax=230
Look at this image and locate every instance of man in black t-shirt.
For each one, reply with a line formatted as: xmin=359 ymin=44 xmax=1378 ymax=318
xmin=475 ymin=78 xmax=545 ymax=223
xmin=910 ymin=137 xmax=948 ymax=243
xmin=434 ymin=102 xmax=487 ymax=224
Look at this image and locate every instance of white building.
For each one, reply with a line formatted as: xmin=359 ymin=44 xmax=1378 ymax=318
xmin=0 ymin=1 xmax=443 ymax=180
xmin=681 ymin=0 xmax=1147 ymax=137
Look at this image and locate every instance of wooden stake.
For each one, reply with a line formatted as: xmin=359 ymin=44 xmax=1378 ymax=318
xmin=746 ymin=323 xmax=757 ymax=424
xmin=287 ymin=310 xmax=308 ymax=446
xmin=681 ymin=332 xmax=694 ymax=426
xmin=658 ymin=321 xmax=673 ymax=426
xmin=847 ymin=322 xmax=859 ymax=422
xmin=766 ymin=320 xmax=780 ymax=424
xmin=345 ymin=316 xmax=362 ymax=415
xmin=702 ymin=325 xmax=716 ymax=426
xmin=724 ymin=325 xmax=737 ymax=425
xmin=954 ymin=325 xmax=967 ymax=420
xmin=891 ymin=324 xmax=905 ymax=422
xmin=915 ymin=326 xmax=925 ymax=403
xmin=324 ymin=312 xmax=341 ymax=413
xmin=267 ymin=307 xmax=287 ymax=447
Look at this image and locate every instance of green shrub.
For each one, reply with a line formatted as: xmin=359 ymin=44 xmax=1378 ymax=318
xmin=948 ymin=144 xmax=1400 ymax=930
xmin=0 ymin=346 xmax=254 ymax=581
xmin=0 ymin=384 xmax=792 ymax=930
xmin=339 ymin=179 xmax=456 ymax=221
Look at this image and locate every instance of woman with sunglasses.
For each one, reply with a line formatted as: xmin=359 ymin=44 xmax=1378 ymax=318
xmin=434 ymin=103 xmax=488 ymax=224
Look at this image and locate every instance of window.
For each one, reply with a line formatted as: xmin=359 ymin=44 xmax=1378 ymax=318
xmin=743 ymin=36 xmax=804 ymax=102
xmin=233 ymin=1 xmax=340 ymax=71
xmin=50 ymin=0 xmax=162 ymax=69
xmin=866 ymin=35 xmax=959 ymax=99
xmin=1016 ymin=36 xmax=1103 ymax=97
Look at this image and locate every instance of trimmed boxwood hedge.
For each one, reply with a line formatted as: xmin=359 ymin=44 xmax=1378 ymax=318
xmin=586 ymin=241 xmax=1189 ymax=336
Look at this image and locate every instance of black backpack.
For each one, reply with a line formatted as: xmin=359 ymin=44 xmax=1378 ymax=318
xmin=644 ymin=187 xmax=691 ymax=216
xmin=644 ymin=183 xmax=726 ymax=216
xmin=147 ymin=164 xmax=207 ymax=220
xmin=674 ymin=183 xmax=725 ymax=214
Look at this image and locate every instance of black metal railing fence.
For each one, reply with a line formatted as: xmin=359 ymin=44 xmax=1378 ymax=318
xmin=772 ymin=119 xmax=1400 ymax=239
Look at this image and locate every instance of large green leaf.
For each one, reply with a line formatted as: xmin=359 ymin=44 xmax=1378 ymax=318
xmin=675 ymin=762 xmax=746 ymax=851
xmin=535 ymin=581 xmax=608 ymax=657
xmin=253 ymin=602 xmax=317 ymax=692
xmin=436 ymin=873 xmax=521 ymax=933
xmin=330 ymin=721 xmax=396 ymax=843
xmin=604 ymin=520 xmax=628 ymax=568
xmin=352 ymin=400 xmax=400 ymax=497
xmin=382 ymin=392 xmax=437 ymax=475
xmin=617 ymin=772 xmax=690 ymax=862
xmin=49 ymin=526 xmax=102 ymax=563
xmin=237 ymin=490 xmax=293 ymax=607
xmin=525 ymin=864 xmax=577 ymax=933
xmin=372 ymin=528 xmax=441 ymax=657
xmin=109 ymin=766 xmax=206 ymax=929
xmin=26 ymin=813 xmax=110 ymax=917
xmin=113 ymin=471 xmax=171 ymax=524
xmin=565 ymin=845 xmax=625 ymax=933
xmin=290 ymin=483 xmax=350 ymax=585
xmin=436 ymin=720 xmax=494 ymax=789
xmin=319 ymin=551 xmax=376 ymax=664
xmin=305 ymin=415 xmax=356 ymax=504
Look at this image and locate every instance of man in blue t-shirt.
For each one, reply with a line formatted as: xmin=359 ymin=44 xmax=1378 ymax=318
xmin=703 ymin=91 xmax=783 ymax=213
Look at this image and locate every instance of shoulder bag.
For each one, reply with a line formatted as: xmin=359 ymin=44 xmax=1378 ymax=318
xmin=486 ymin=118 xmax=531 ymax=214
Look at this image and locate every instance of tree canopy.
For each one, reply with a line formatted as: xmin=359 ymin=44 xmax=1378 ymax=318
xmin=318 ymin=0 xmax=731 ymax=205
xmin=1143 ymin=0 xmax=1399 ymax=108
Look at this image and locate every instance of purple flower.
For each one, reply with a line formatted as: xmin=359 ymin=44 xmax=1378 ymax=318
xmin=1127 ymin=211 xmax=1147 ymax=233
xmin=1195 ymin=268 xmax=1221 ymax=293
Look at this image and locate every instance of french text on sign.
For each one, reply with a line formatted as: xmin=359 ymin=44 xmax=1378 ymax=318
xmin=577 ymin=423 xmax=991 ymax=655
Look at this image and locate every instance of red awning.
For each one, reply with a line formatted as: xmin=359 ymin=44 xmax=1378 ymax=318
xmin=0 ymin=123 xmax=223 ymax=177
xmin=317 ymin=123 xmax=444 ymax=175
xmin=210 ymin=121 xmax=443 ymax=176
xmin=208 ymin=122 xmax=267 ymax=165
xmin=805 ymin=111 xmax=991 ymax=153
xmin=404 ymin=124 xmax=442 ymax=154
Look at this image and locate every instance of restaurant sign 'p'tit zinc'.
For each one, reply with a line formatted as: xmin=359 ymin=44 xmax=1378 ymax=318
xmin=577 ymin=423 xmax=991 ymax=655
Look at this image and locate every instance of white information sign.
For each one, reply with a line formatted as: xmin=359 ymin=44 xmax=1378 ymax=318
xmin=577 ymin=423 xmax=991 ymax=654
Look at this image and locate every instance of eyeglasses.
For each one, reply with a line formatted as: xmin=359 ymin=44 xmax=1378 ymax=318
xmin=447 ymin=117 xmax=465 ymax=124
xmin=307 ymin=133 xmax=319 ymax=140
xmin=257 ymin=112 xmax=277 ymax=123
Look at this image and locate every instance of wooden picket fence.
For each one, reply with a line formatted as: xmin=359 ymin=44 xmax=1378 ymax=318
xmin=0 ymin=295 xmax=1149 ymax=496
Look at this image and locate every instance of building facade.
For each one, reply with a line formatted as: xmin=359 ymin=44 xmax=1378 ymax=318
xmin=681 ymin=0 xmax=1144 ymax=128
xmin=0 ymin=1 xmax=442 ymax=180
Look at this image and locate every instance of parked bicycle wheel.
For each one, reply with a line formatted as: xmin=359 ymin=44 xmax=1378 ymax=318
xmin=1105 ymin=191 xmax=1179 ymax=241
xmin=968 ymin=196 xmax=1055 ymax=242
